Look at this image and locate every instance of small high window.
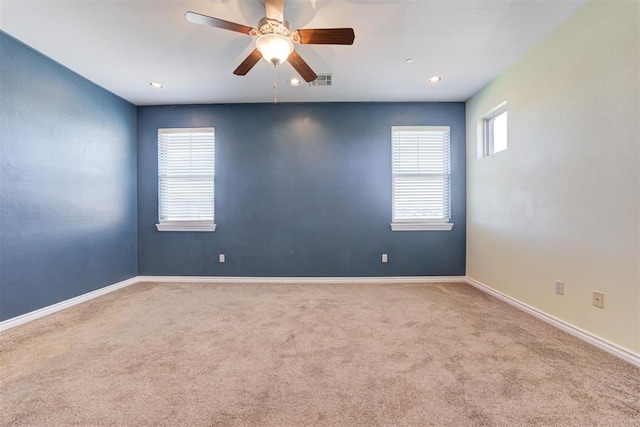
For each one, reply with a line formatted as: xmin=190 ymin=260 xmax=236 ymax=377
xmin=482 ymin=102 xmax=508 ymax=157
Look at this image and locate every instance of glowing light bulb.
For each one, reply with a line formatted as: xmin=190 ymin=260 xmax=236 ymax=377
xmin=256 ymin=34 xmax=294 ymax=66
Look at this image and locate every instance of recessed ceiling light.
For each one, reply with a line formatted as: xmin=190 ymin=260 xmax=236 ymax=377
xmin=405 ymin=58 xmax=414 ymax=64
xmin=288 ymin=77 xmax=302 ymax=87
xmin=149 ymin=81 xmax=164 ymax=89
xmin=427 ymin=76 xmax=442 ymax=84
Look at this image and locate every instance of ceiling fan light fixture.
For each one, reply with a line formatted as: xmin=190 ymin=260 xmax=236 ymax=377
xmin=256 ymin=34 xmax=294 ymax=66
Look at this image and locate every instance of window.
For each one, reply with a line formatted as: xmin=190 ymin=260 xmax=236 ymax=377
xmin=391 ymin=126 xmax=453 ymax=231
xmin=157 ymin=128 xmax=215 ymax=232
xmin=482 ymin=102 xmax=507 ymax=157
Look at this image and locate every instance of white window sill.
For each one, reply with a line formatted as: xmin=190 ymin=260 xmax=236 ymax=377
xmin=390 ymin=222 xmax=454 ymax=231
xmin=156 ymin=221 xmax=216 ymax=232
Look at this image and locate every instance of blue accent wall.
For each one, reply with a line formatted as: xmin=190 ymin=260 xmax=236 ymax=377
xmin=0 ymin=32 xmax=138 ymax=320
xmin=138 ymin=103 xmax=465 ymax=277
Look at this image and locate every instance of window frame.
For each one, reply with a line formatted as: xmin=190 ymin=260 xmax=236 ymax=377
xmin=390 ymin=125 xmax=454 ymax=232
xmin=481 ymin=102 xmax=508 ymax=157
xmin=156 ymin=127 xmax=216 ymax=232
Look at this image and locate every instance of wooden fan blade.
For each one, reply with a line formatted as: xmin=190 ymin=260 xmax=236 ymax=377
xmin=288 ymin=50 xmax=318 ymax=82
xmin=265 ymin=0 xmax=285 ymax=22
xmin=185 ymin=11 xmax=254 ymax=35
xmin=297 ymin=28 xmax=355 ymax=45
xmin=233 ymin=49 xmax=263 ymax=76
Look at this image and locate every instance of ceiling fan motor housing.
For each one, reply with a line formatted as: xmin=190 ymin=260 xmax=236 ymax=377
xmin=258 ymin=18 xmax=289 ymax=35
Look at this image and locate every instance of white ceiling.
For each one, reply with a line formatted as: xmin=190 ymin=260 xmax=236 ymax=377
xmin=0 ymin=0 xmax=587 ymax=105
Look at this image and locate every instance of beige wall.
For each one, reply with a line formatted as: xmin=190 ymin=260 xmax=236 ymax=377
xmin=466 ymin=0 xmax=640 ymax=353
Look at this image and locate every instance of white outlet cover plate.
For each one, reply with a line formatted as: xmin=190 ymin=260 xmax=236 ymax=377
xmin=592 ymin=291 xmax=604 ymax=308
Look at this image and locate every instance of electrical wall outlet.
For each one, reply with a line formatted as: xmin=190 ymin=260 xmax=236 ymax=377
xmin=555 ymin=280 xmax=564 ymax=295
xmin=218 ymin=254 xmax=225 ymax=263
xmin=381 ymin=253 xmax=388 ymax=263
xmin=592 ymin=291 xmax=604 ymax=308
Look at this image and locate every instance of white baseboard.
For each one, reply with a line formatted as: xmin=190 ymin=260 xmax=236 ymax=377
xmin=137 ymin=275 xmax=466 ymax=284
xmin=0 ymin=276 xmax=138 ymax=332
xmin=465 ymin=276 xmax=640 ymax=368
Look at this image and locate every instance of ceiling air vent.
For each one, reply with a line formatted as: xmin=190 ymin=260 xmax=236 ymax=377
xmin=309 ymin=74 xmax=332 ymax=87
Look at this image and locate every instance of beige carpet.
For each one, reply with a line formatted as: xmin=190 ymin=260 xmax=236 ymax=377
xmin=1 ymin=281 xmax=639 ymax=426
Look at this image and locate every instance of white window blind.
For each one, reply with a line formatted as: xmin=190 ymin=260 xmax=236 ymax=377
xmin=157 ymin=128 xmax=215 ymax=232
xmin=391 ymin=126 xmax=453 ymax=231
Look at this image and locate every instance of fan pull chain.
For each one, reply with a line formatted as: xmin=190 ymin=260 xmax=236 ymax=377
xmin=273 ymin=64 xmax=278 ymax=104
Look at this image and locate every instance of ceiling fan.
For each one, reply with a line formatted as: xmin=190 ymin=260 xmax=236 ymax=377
xmin=185 ymin=0 xmax=355 ymax=83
